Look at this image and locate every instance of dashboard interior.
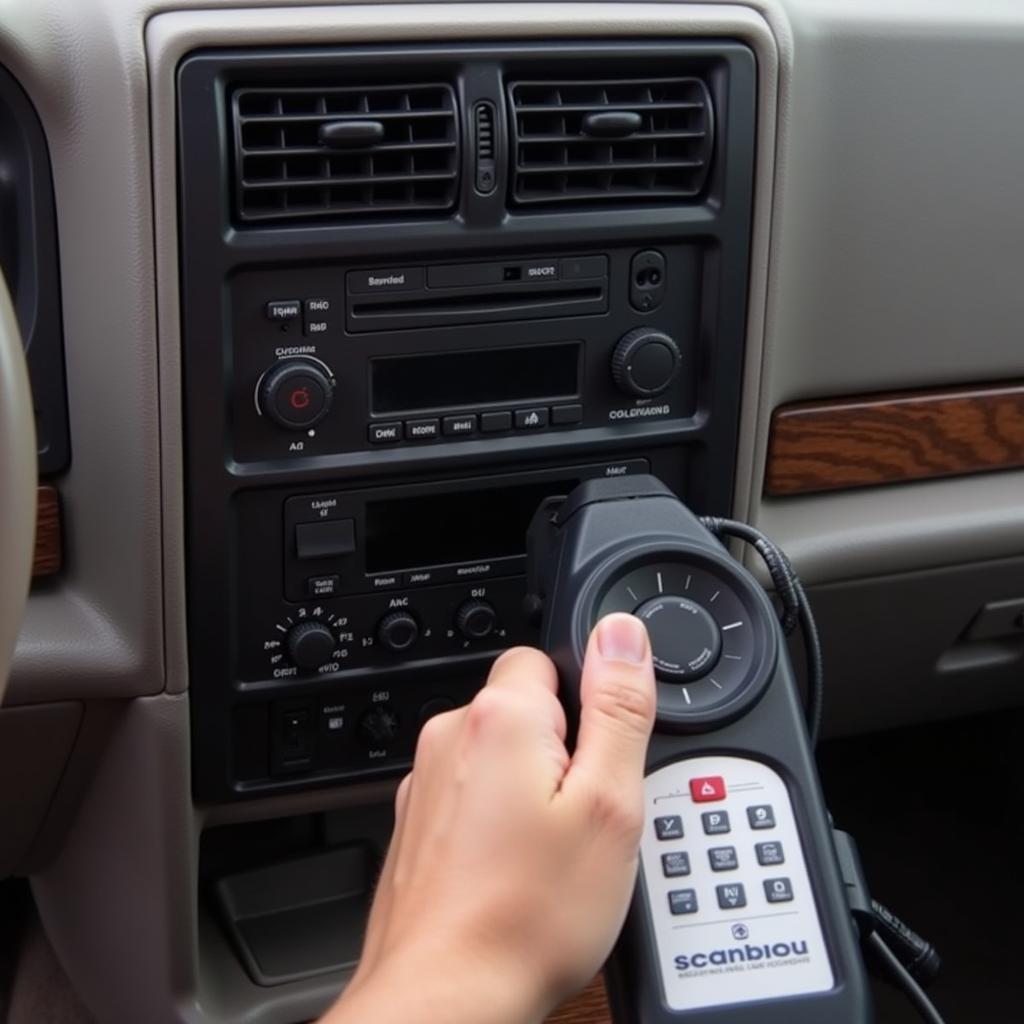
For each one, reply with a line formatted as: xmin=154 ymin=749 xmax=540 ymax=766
xmin=2 ymin=2 xmax=1024 ymax=1022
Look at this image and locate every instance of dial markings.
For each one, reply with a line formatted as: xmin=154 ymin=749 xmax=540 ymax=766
xmin=275 ymin=624 xmax=287 ymax=633
xmin=722 ymin=621 xmax=743 ymax=631
xmin=627 ymin=586 xmax=639 ymax=602
xmin=682 ymin=687 xmax=692 ymax=705
xmin=657 ymin=571 xmax=664 ymax=594
xmin=709 ymin=590 xmax=720 ymax=603
xmin=685 ymin=574 xmax=691 ymax=590
xmin=723 ymin=654 xmax=742 ymax=661
xmin=709 ymin=677 xmax=723 ymax=690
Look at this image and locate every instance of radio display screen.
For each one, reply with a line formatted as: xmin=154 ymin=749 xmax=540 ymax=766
xmin=365 ymin=478 xmax=579 ymax=573
xmin=371 ymin=342 xmax=580 ymax=415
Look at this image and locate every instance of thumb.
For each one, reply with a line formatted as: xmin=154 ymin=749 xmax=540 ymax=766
xmin=564 ymin=613 xmax=656 ymax=799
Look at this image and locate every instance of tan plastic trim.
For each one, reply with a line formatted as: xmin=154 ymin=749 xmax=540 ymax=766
xmin=0 ymin=273 xmax=37 ymax=702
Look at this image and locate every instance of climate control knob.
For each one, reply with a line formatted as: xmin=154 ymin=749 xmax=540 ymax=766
xmin=258 ymin=358 xmax=335 ymax=430
xmin=377 ymin=611 xmax=420 ymax=653
xmin=286 ymin=620 xmax=336 ymax=671
xmin=610 ymin=327 xmax=681 ymax=398
xmin=456 ymin=599 xmax=498 ymax=640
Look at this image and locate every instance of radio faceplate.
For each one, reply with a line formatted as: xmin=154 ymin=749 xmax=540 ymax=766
xmin=178 ymin=41 xmax=758 ymax=801
xmin=231 ymin=245 xmax=700 ymax=463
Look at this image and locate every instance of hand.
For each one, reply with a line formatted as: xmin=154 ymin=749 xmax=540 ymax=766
xmin=320 ymin=613 xmax=656 ymax=1024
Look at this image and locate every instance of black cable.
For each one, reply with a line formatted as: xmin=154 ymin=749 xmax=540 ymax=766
xmin=866 ymin=931 xmax=946 ymax=1024
xmin=699 ymin=516 xmax=824 ymax=747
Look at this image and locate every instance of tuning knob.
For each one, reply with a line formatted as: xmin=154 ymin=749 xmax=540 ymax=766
xmin=258 ymin=358 xmax=335 ymax=430
xmin=286 ymin=620 xmax=336 ymax=670
xmin=611 ymin=327 xmax=682 ymax=398
xmin=377 ymin=611 xmax=420 ymax=652
xmin=456 ymin=599 xmax=497 ymax=640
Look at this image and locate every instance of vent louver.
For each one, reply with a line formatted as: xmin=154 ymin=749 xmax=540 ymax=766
xmin=232 ymin=83 xmax=460 ymax=223
xmin=508 ymin=77 xmax=713 ymax=207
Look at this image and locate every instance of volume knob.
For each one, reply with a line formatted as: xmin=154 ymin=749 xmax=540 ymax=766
xmin=258 ymin=358 xmax=335 ymax=430
xmin=286 ymin=621 xmax=336 ymax=671
xmin=378 ymin=611 xmax=420 ymax=653
xmin=611 ymin=328 xmax=681 ymax=398
xmin=456 ymin=599 xmax=497 ymax=640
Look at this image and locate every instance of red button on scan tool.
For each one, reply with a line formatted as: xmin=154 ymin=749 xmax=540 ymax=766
xmin=689 ymin=776 xmax=726 ymax=802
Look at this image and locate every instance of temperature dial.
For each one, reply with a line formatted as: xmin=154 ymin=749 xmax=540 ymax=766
xmin=378 ymin=611 xmax=420 ymax=652
xmin=456 ymin=599 xmax=498 ymax=640
xmin=258 ymin=358 xmax=335 ymax=430
xmin=286 ymin=621 xmax=336 ymax=671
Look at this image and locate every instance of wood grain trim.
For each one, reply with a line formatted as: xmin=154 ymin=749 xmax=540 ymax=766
xmin=546 ymin=975 xmax=612 ymax=1024
xmin=765 ymin=382 xmax=1024 ymax=497
xmin=33 ymin=484 xmax=62 ymax=577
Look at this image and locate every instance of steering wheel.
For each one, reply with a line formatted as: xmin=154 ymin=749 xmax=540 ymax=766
xmin=0 ymin=272 xmax=36 ymax=703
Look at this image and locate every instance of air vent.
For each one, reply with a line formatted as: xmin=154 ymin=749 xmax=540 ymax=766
xmin=508 ymin=77 xmax=713 ymax=207
xmin=232 ymin=83 xmax=460 ymax=223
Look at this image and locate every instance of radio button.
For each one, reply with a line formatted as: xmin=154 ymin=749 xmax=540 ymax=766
xmin=551 ymin=403 xmax=583 ymax=426
xmin=259 ymin=360 xmax=334 ymax=430
xmin=405 ymin=418 xmax=440 ymax=441
xmin=514 ymin=407 xmax=549 ymax=430
xmin=442 ymin=414 xmax=477 ymax=437
xmin=368 ymin=422 xmax=402 ymax=444
xmin=480 ymin=411 xmax=512 ymax=433
xmin=265 ymin=299 xmax=301 ymax=323
xmin=347 ymin=267 xmax=424 ymax=294
xmin=306 ymin=574 xmax=340 ymax=597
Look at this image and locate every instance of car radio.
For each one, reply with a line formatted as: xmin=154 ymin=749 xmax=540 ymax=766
xmin=177 ymin=40 xmax=758 ymax=800
xmin=230 ymin=244 xmax=701 ymax=464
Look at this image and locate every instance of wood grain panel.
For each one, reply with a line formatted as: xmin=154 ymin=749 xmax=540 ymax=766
xmin=546 ymin=975 xmax=612 ymax=1024
xmin=33 ymin=484 xmax=62 ymax=577
xmin=765 ymin=382 xmax=1024 ymax=497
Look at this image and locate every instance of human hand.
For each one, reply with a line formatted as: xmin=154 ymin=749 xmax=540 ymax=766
xmin=321 ymin=612 xmax=656 ymax=1024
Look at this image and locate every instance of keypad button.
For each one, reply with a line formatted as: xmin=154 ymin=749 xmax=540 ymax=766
xmin=442 ymin=414 xmax=477 ymax=437
xmin=654 ymin=815 xmax=683 ymax=841
xmin=716 ymin=883 xmax=747 ymax=910
xmin=551 ymin=403 xmax=583 ymax=426
xmin=708 ymin=846 xmax=739 ymax=872
xmin=701 ymin=810 xmax=731 ymax=835
xmin=265 ymin=299 xmax=301 ymax=322
xmin=764 ymin=878 xmax=794 ymax=903
xmin=514 ymin=407 xmax=549 ymax=430
xmin=480 ymin=411 xmax=512 ymax=433
xmin=689 ymin=776 xmax=726 ymax=802
xmin=756 ymin=841 xmax=785 ymax=866
xmin=368 ymin=422 xmax=401 ymax=444
xmin=747 ymin=805 xmax=776 ymax=829
xmin=405 ymin=418 xmax=440 ymax=441
xmin=668 ymin=889 xmax=698 ymax=916
xmin=306 ymin=574 xmax=340 ymax=597
xmin=661 ymin=852 xmax=691 ymax=878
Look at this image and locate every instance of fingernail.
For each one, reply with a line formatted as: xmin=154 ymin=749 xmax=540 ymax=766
xmin=597 ymin=614 xmax=648 ymax=665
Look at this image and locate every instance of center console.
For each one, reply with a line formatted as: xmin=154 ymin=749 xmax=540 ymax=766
xmin=178 ymin=41 xmax=757 ymax=802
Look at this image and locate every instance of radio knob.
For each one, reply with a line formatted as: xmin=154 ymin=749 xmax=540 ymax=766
xmin=378 ymin=611 xmax=420 ymax=653
xmin=286 ymin=620 xmax=336 ymax=671
xmin=258 ymin=359 xmax=335 ymax=430
xmin=611 ymin=328 xmax=681 ymax=398
xmin=456 ymin=599 xmax=497 ymax=640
